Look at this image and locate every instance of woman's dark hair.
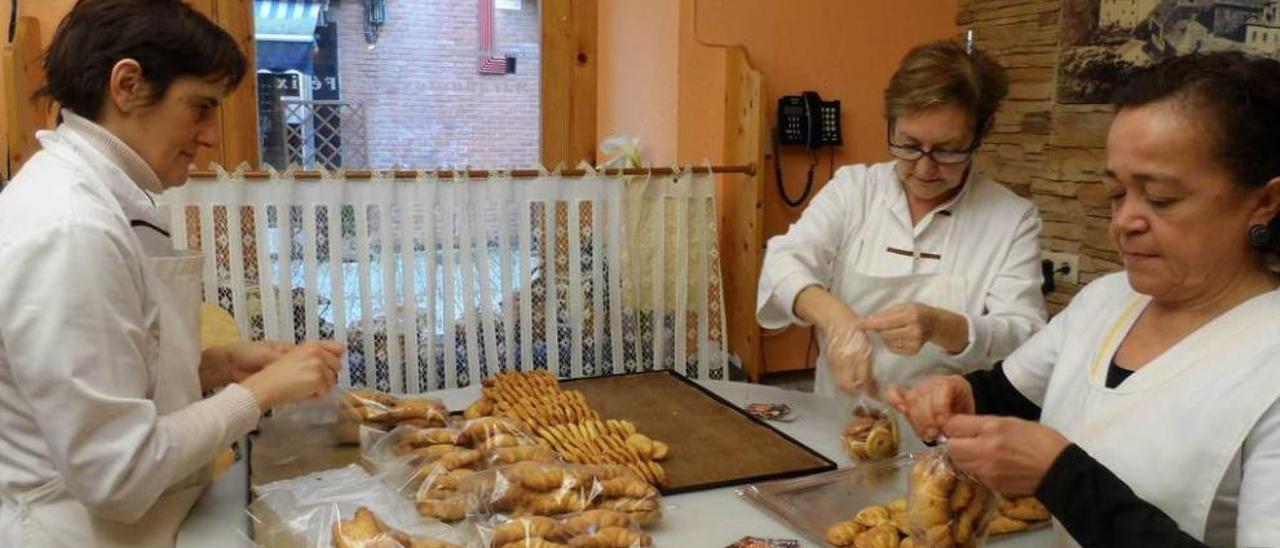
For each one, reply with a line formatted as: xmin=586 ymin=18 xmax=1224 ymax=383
xmin=36 ymin=0 xmax=247 ymax=120
xmin=1113 ymin=52 xmax=1280 ymax=253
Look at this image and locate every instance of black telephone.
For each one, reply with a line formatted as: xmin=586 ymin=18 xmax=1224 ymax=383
xmin=774 ymin=91 xmax=842 ymax=207
xmin=778 ymin=91 xmax=842 ymax=149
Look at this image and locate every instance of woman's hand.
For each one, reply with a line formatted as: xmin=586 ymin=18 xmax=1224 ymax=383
xmin=201 ymin=341 xmax=295 ymax=391
xmin=861 ymin=302 xmax=969 ymax=355
xmin=239 ymin=341 xmax=346 ymax=410
xmin=793 ymin=285 xmax=878 ymax=395
xmin=884 ymin=375 xmax=974 ymax=441
xmin=826 ymin=324 xmax=875 ymax=395
xmin=943 ymin=414 xmax=1071 ymax=497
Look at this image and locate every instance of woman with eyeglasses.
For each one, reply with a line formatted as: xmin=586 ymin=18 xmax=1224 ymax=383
xmin=757 ymin=40 xmax=1046 ymax=396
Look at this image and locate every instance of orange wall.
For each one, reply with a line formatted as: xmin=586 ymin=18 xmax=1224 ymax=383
xmin=596 ymin=0 xmax=681 ymax=164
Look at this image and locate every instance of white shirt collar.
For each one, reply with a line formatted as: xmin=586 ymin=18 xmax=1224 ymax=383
xmin=57 ymin=110 xmax=168 ymax=228
xmin=61 ymin=110 xmax=164 ymax=194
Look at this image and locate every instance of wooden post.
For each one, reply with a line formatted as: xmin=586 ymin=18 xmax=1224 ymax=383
xmin=3 ymin=17 xmax=49 ymax=179
xmin=720 ymin=46 xmax=766 ymax=382
xmin=215 ymin=0 xmax=261 ymax=168
xmin=541 ymin=0 xmax=597 ymax=168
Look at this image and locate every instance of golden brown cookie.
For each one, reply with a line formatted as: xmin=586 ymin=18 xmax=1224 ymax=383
xmin=989 ymin=515 xmax=1030 ymax=535
xmin=826 ymin=520 xmax=865 ymax=547
xmin=853 ymin=524 xmax=900 ymax=548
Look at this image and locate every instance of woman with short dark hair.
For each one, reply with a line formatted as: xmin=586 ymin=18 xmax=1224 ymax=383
xmin=890 ymin=51 xmax=1280 ymax=547
xmin=0 ymin=1 xmax=343 ymax=545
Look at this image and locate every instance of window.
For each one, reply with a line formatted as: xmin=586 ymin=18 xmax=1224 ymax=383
xmin=253 ymin=0 xmax=542 ymax=171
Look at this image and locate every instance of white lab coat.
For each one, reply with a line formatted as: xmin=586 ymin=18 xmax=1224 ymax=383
xmin=1004 ymin=272 xmax=1280 ymax=547
xmin=0 ymin=114 xmax=261 ymax=546
xmin=757 ymin=162 xmax=1046 ymax=392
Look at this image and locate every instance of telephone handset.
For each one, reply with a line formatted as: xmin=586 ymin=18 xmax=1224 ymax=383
xmin=777 ymin=91 xmax=842 ymax=149
xmin=774 ymin=91 xmax=842 ymax=207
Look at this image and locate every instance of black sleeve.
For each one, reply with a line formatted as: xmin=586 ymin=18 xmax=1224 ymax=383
xmin=963 ymin=362 xmax=1041 ymax=420
xmin=1035 ymin=444 xmax=1207 ymax=547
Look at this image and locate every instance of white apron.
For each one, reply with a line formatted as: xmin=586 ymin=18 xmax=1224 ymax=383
xmin=1039 ymin=290 xmax=1280 ymax=546
xmin=815 ymin=196 xmax=968 ymax=397
xmin=0 ymin=139 xmax=212 ymax=547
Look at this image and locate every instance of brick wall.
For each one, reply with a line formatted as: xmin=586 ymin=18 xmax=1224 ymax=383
xmin=336 ymin=0 xmax=541 ymax=169
xmin=959 ymin=0 xmax=1120 ymax=312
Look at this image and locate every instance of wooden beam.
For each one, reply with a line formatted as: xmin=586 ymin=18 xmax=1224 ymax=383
xmin=3 ymin=17 xmax=49 ymax=179
xmin=720 ymin=46 xmax=766 ymax=382
xmin=188 ymin=164 xmax=756 ymax=180
xmin=215 ymin=0 xmax=261 ymax=168
xmin=541 ymin=0 xmax=597 ymax=168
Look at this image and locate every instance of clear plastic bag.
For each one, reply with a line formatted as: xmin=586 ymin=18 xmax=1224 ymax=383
xmin=841 ymin=397 xmax=901 ymax=462
xmin=341 ymin=389 xmax=450 ymax=430
xmin=250 ymin=464 xmax=470 ymax=548
xmin=253 ymin=392 xmax=347 ymax=483
xmin=482 ymin=510 xmax=654 ymax=548
xmin=905 ymin=447 xmax=996 ymax=548
xmin=419 ymin=462 xmax=663 ymax=528
xmin=332 ymin=507 xmax=464 ymax=548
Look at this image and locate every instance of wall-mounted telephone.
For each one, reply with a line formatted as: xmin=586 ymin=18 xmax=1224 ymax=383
xmin=777 ymin=91 xmax=842 ymax=149
xmin=774 ymin=91 xmax=842 ymax=207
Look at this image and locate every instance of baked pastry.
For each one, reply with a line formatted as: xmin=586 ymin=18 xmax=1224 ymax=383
xmin=853 ymin=524 xmax=900 ymax=548
xmin=563 ymin=510 xmax=633 ymax=535
xmin=566 ymin=526 xmax=652 ymax=547
xmin=998 ymin=497 xmax=1050 ymax=522
xmin=493 ymin=516 xmax=570 ymax=545
xmin=988 ymin=515 xmax=1029 ymax=535
xmin=333 ymin=506 xmax=461 ymax=548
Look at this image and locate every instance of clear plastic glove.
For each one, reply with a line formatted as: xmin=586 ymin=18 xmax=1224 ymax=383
xmin=826 ymin=324 xmax=875 ymax=396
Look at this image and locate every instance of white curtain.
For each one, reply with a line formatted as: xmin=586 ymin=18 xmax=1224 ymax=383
xmin=160 ymin=166 xmax=728 ymax=391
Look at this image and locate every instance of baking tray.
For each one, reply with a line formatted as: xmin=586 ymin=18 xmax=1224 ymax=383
xmin=742 ymin=452 xmax=1049 ymax=546
xmin=561 ymin=370 xmax=837 ymax=495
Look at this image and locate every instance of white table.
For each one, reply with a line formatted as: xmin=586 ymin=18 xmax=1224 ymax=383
xmin=177 ymin=379 xmax=1053 ymax=547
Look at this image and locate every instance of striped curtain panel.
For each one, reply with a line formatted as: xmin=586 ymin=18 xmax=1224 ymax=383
xmin=160 ymin=166 xmax=728 ymax=391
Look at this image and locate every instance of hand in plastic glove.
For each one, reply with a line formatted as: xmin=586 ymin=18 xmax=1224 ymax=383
xmin=201 ymin=341 xmax=295 ymax=391
xmin=826 ymin=324 xmax=875 ymax=396
xmin=884 ymin=375 xmax=974 ymax=442
xmin=943 ymin=414 xmax=1071 ymax=497
xmin=240 ymin=341 xmax=346 ymax=410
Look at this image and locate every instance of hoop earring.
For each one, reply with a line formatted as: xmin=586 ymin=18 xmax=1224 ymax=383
xmin=1248 ymin=224 xmax=1272 ymax=249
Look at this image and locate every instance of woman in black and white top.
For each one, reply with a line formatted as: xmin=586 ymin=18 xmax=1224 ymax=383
xmin=890 ymin=52 xmax=1280 ymax=547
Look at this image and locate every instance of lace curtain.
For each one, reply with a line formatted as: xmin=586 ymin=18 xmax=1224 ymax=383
xmin=160 ymin=166 xmax=727 ymax=391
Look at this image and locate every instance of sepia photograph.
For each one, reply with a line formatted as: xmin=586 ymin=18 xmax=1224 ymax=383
xmin=1059 ymin=0 xmax=1280 ymax=103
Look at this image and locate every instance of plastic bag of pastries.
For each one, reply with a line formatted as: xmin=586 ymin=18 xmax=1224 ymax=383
xmin=484 ymin=510 xmax=652 ymax=548
xmin=342 ymin=389 xmax=450 ymax=430
xmin=333 ymin=506 xmax=464 ymax=548
xmin=905 ymin=447 xmax=996 ymax=548
xmin=842 ymin=398 xmax=900 ymax=462
xmin=459 ymin=416 xmax=544 ymax=450
xmin=444 ymin=462 xmax=662 ymax=527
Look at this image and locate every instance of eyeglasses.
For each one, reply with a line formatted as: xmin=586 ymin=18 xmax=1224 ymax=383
xmin=886 ymin=123 xmax=982 ymax=165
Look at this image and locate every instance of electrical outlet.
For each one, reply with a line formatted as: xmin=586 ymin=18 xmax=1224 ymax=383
xmin=1043 ymin=252 xmax=1079 ymax=286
